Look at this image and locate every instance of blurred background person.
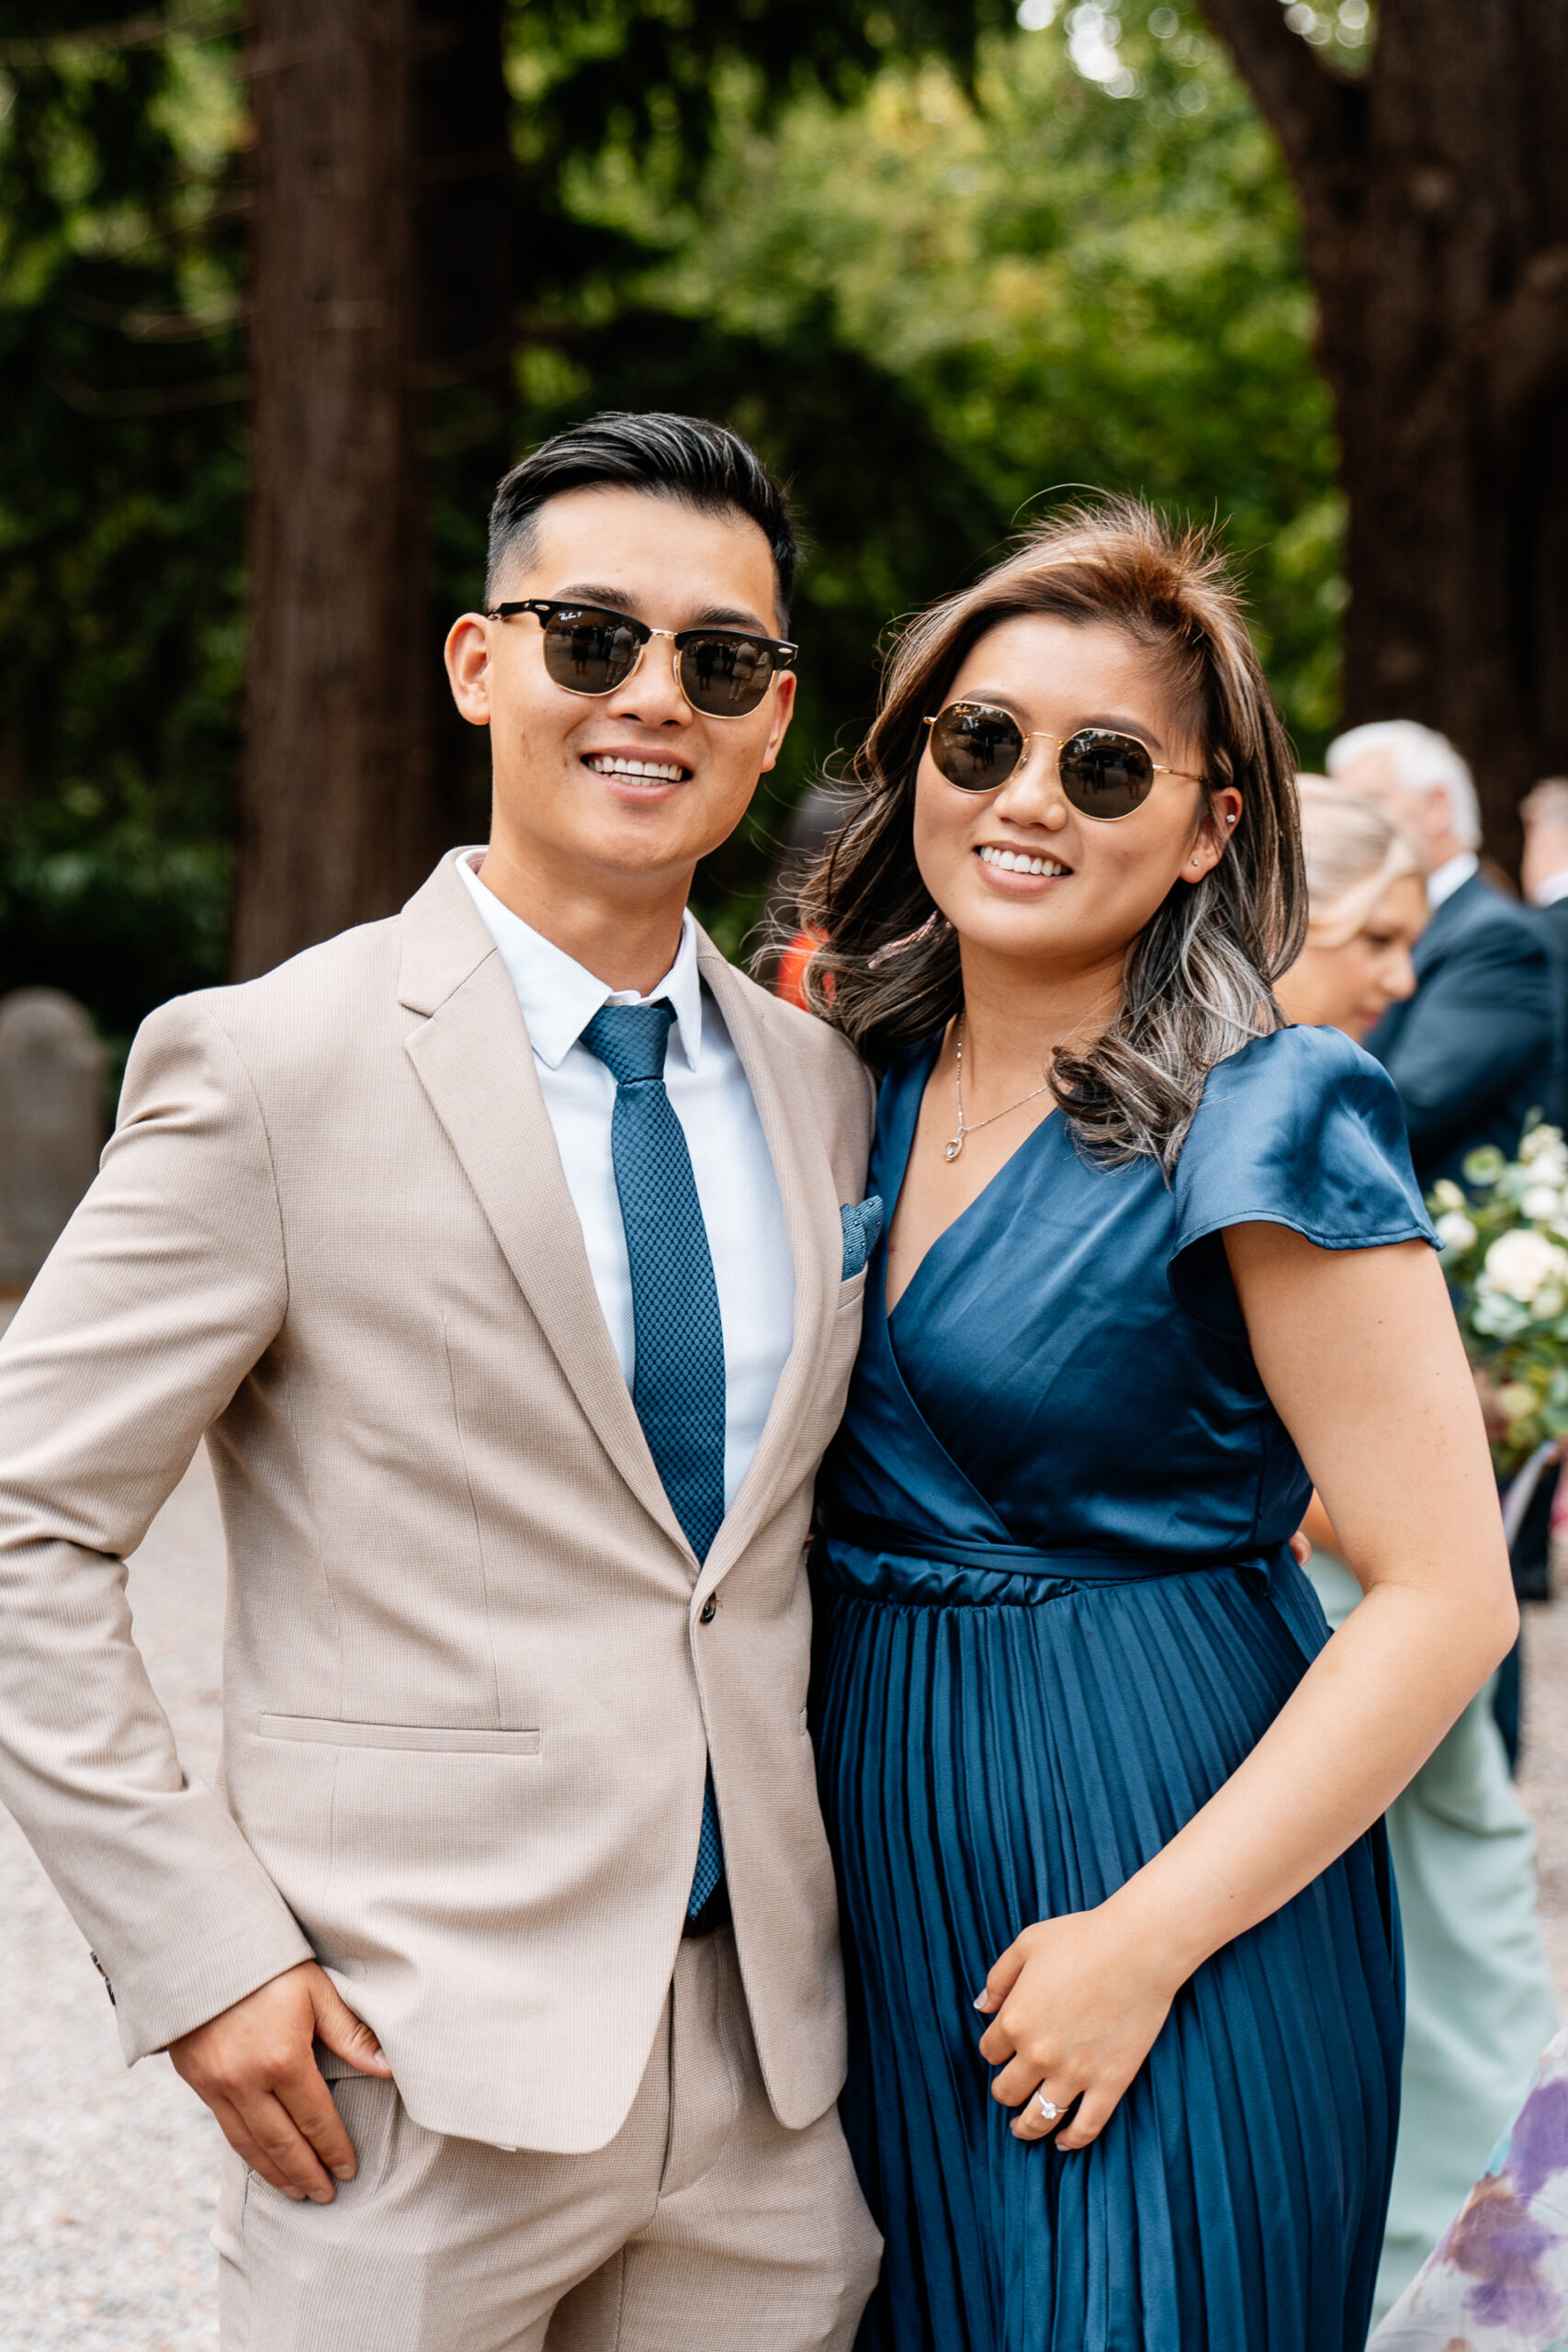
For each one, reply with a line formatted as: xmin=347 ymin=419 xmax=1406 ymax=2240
xmin=1519 ymin=773 xmax=1568 ymax=1149
xmin=1331 ymin=724 xmax=1561 ymax=1757
xmin=1278 ymin=775 xmax=1426 ymax=1038
xmin=1506 ymin=776 xmax=1568 ymax=1608
xmin=1519 ymin=775 xmax=1568 ymax=917
xmin=1327 ymin=720 xmax=1559 ymax=1193
xmin=1278 ymin=777 xmax=1560 ymax=2327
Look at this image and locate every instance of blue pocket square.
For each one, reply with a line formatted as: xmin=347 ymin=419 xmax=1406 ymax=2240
xmin=840 ymin=1194 xmax=885 ymax=1280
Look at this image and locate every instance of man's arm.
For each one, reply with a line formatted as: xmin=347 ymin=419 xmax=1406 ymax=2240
xmin=0 ymin=996 xmax=314 ymax=2057
xmin=1378 ymin=920 xmax=1556 ymax=1160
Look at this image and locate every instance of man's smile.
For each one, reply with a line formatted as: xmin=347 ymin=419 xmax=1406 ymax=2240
xmin=583 ymin=752 xmax=694 ymax=785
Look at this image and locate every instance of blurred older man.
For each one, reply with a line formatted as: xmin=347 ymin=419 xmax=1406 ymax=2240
xmin=1327 ymin=720 xmax=1558 ymax=1193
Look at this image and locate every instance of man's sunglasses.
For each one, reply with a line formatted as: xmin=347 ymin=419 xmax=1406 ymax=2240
xmin=487 ymin=598 xmax=797 ymax=719
xmin=924 ymin=700 xmax=1203 ymax=819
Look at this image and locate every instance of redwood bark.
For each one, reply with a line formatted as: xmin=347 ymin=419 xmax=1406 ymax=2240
xmin=1201 ymin=0 xmax=1568 ymax=870
xmin=235 ymin=0 xmax=511 ymax=979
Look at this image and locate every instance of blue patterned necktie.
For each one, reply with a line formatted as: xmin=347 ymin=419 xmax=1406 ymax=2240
xmin=580 ymin=1001 xmax=727 ymax=1922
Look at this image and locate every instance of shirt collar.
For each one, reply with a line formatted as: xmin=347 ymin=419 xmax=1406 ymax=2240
xmin=1427 ymin=849 xmax=1479 ymax=911
xmin=1534 ymin=869 xmax=1568 ymax=910
xmin=455 ymin=849 xmax=704 ymax=1073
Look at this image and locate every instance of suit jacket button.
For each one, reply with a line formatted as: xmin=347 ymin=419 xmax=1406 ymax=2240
xmin=698 ymin=1598 xmax=716 ymax=1623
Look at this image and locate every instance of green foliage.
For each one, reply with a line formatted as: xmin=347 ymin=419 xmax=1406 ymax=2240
xmin=0 ymin=5 xmax=243 ymax=1055
xmin=529 ymin=11 xmax=1343 ymax=953
xmin=0 ymin=0 xmax=1345 ymax=1012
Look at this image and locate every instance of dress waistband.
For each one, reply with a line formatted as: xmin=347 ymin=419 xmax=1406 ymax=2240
xmin=815 ymin=1505 xmax=1285 ymax=1608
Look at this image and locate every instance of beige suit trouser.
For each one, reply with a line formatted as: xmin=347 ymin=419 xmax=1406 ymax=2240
xmin=214 ymin=1930 xmax=882 ymax=2352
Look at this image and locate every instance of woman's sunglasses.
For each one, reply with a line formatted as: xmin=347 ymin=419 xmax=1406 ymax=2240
xmin=487 ymin=598 xmax=797 ymax=720
xmin=923 ymin=700 xmax=1203 ymax=819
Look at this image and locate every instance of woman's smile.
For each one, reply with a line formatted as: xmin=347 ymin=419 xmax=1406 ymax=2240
xmin=976 ymin=842 xmax=1074 ymax=885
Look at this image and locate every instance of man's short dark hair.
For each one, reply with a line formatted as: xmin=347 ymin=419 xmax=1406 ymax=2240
xmin=486 ymin=412 xmax=799 ymax=627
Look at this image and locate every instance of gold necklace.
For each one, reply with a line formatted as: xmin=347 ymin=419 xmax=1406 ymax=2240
xmin=943 ymin=1014 xmax=1054 ymax=1161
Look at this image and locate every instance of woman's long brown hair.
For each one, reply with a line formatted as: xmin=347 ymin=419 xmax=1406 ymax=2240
xmin=788 ymin=497 xmax=1306 ymax=1171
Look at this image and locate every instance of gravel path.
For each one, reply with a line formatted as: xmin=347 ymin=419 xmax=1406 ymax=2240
xmin=2 ymin=1441 xmax=1566 ymax=2346
xmin=0 ymin=1445 xmax=225 ymax=2351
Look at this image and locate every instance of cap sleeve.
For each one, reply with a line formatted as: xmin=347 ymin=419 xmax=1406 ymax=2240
xmin=1169 ymin=1026 xmax=1436 ymax=1317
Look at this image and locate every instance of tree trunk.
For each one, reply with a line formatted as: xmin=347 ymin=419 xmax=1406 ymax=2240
xmin=235 ymin=0 xmax=511 ymax=979
xmin=1201 ymin=0 xmax=1568 ymax=872
xmin=413 ymin=0 xmax=515 ymax=857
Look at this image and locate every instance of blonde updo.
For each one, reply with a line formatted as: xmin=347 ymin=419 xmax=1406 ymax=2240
xmin=1296 ymin=775 xmax=1423 ymax=948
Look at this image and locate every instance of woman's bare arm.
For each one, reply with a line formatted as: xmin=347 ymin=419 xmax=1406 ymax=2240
xmin=977 ymin=1228 xmax=1515 ymax=2149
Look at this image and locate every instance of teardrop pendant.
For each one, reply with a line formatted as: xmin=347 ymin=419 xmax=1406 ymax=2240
xmin=944 ymin=1134 xmax=964 ymax=1161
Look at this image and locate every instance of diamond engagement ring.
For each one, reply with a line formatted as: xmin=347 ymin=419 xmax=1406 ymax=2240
xmin=1033 ymin=2093 xmax=1062 ymax=2124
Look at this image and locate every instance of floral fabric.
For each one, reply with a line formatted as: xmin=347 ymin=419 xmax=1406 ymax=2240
xmin=1371 ymin=2023 xmax=1568 ymax=2349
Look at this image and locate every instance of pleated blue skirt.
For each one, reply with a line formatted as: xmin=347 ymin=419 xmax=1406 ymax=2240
xmin=811 ymin=1536 xmax=1403 ymax=2352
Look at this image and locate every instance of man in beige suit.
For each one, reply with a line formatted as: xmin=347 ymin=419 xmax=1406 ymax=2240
xmin=0 ymin=414 xmax=883 ymax=2347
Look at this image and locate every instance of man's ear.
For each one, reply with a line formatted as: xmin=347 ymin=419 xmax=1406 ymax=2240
xmin=757 ymin=669 xmax=797 ymax=776
xmin=445 ymin=615 xmax=492 ymax=728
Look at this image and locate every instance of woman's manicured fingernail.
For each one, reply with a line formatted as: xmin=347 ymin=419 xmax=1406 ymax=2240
xmin=973 ymin=1988 xmax=996 ymax=2012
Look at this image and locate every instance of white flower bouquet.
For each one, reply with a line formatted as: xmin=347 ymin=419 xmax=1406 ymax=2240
xmin=1431 ymin=1123 xmax=1568 ymax=1478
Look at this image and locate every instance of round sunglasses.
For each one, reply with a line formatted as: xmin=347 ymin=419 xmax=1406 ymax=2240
xmin=924 ymin=700 xmax=1203 ymax=819
xmin=487 ymin=598 xmax=797 ymax=720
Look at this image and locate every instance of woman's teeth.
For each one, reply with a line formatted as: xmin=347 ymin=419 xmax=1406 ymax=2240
xmin=978 ymin=845 xmax=1070 ymax=877
xmin=586 ymin=755 xmax=687 ymax=782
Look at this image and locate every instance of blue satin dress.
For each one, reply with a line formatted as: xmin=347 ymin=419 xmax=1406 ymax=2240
xmin=811 ymin=1023 xmax=1435 ymax=2352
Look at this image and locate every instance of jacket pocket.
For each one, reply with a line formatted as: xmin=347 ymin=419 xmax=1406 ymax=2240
xmin=258 ymin=1713 xmax=541 ymax=1755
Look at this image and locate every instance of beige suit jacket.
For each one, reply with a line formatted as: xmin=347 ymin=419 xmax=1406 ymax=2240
xmin=0 ymin=855 xmax=875 ymax=2154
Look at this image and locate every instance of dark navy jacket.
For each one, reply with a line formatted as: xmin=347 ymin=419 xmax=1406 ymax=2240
xmin=1365 ymin=872 xmax=1560 ymax=1192
xmin=1532 ymin=897 xmax=1568 ymax=1133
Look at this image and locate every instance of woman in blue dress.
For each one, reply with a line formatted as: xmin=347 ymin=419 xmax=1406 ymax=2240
xmin=796 ymin=501 xmax=1518 ymax=2351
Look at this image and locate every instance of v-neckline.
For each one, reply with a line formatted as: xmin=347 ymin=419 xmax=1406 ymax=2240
xmin=883 ymin=1036 xmax=1063 ymax=1327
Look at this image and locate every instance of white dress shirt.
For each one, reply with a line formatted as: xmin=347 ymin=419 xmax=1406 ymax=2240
xmin=457 ymin=851 xmax=795 ymax=1512
xmin=1533 ymin=870 xmax=1568 ymax=910
xmin=1427 ymin=849 xmax=1479 ymax=910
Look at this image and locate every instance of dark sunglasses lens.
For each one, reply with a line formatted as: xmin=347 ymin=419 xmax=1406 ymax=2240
xmin=1059 ymin=730 xmax=1156 ymax=819
xmin=679 ymin=635 xmax=774 ymax=717
xmin=929 ymin=705 xmax=1023 ymax=792
xmin=541 ymin=607 xmax=642 ymax=695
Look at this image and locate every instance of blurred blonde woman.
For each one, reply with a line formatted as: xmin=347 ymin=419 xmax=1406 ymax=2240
xmin=1277 ymin=776 xmax=1559 ymax=2324
xmin=1277 ymin=776 xmax=1427 ymax=1037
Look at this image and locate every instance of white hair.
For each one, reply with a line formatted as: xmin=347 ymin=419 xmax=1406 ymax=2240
xmin=1325 ymin=718 xmax=1481 ymax=848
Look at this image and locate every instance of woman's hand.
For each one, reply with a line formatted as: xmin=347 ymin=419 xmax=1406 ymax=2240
xmin=975 ymin=1901 xmax=1183 ymax=2152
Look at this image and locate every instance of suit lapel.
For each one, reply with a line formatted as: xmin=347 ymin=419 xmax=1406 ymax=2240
xmin=692 ymin=939 xmax=842 ymax=1602
xmin=397 ymin=860 xmax=690 ymax=1560
xmin=1412 ymin=876 xmax=1471 ymax=979
xmin=1373 ymin=873 xmax=1472 ymax=1060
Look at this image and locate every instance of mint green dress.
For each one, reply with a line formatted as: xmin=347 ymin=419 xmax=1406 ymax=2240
xmin=1306 ymin=1550 xmax=1560 ymax=2321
